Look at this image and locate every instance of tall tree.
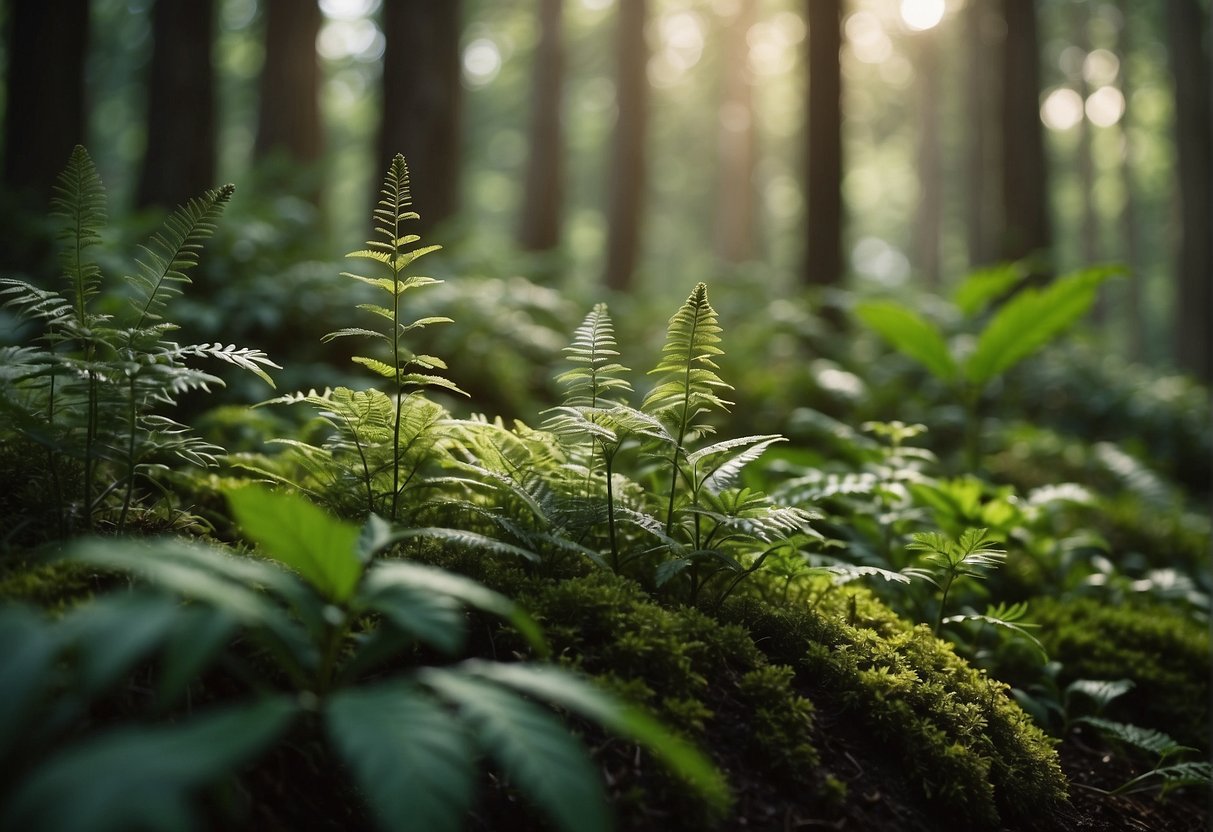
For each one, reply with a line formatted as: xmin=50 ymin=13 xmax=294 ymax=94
xmin=999 ymin=0 xmax=1051 ymax=265
xmin=518 ymin=0 xmax=564 ymax=253
xmin=254 ymin=0 xmax=323 ymax=175
xmin=2 ymin=0 xmax=90 ymax=201
xmin=1114 ymin=0 xmax=1144 ymax=359
xmin=913 ymin=27 xmax=942 ymax=288
xmin=136 ymin=0 xmax=217 ymax=210
xmin=379 ymin=0 xmax=463 ymax=236
xmin=1165 ymin=0 xmax=1212 ymax=382
xmin=964 ymin=0 xmax=1000 ymax=268
xmin=803 ymin=0 xmax=843 ymax=288
xmin=603 ymin=0 xmax=650 ymax=292
xmin=713 ymin=0 xmax=757 ymax=264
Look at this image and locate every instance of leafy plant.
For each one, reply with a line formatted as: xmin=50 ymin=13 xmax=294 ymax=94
xmin=905 ymin=527 xmax=1006 ymax=635
xmin=855 ymin=264 xmax=1124 ymax=469
xmin=0 ymin=146 xmax=277 ymax=536
xmin=1 ymin=487 xmax=724 ymax=832
xmin=256 ymin=154 xmax=462 ymax=521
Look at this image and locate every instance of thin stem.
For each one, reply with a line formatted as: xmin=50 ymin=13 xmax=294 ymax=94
xmin=117 ymin=373 xmax=139 ymax=532
xmin=934 ymin=571 xmax=956 ymax=636
xmin=47 ymin=373 xmax=64 ymax=537
xmin=664 ymin=313 xmax=700 ymax=536
xmin=606 ymin=452 xmax=619 ymax=571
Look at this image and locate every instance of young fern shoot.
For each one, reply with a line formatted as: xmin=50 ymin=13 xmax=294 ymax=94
xmin=642 ymin=283 xmax=732 ymax=536
xmin=905 ymin=527 xmax=1006 ymax=635
xmin=322 ymin=154 xmax=466 ymax=520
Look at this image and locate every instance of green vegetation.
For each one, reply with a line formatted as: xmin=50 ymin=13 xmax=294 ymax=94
xmin=1 ymin=150 xmax=1208 ymax=831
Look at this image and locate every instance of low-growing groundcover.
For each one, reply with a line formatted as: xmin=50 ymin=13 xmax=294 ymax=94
xmin=1 ymin=150 xmax=1209 ymax=831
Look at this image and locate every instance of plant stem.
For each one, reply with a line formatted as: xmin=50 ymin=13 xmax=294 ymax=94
xmin=117 ymin=373 xmax=138 ymax=532
xmin=963 ymin=389 xmax=982 ymax=473
xmin=606 ymin=452 xmax=619 ymax=571
xmin=934 ymin=572 xmax=955 ymax=636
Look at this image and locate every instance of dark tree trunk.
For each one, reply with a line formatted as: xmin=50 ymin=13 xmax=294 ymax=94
xmin=1165 ymin=0 xmax=1212 ymax=382
xmin=602 ymin=0 xmax=649 ymax=292
xmin=713 ymin=0 xmax=757 ymax=264
xmin=999 ymin=0 xmax=1051 ymax=265
xmin=964 ymin=0 xmax=1000 ymax=268
xmin=1115 ymin=0 xmax=1144 ymax=359
xmin=136 ymin=0 xmax=216 ymax=210
xmin=804 ymin=0 xmax=843 ymax=287
xmin=2 ymin=0 xmax=89 ymax=202
xmin=518 ymin=0 xmax=564 ymax=253
xmin=914 ymin=31 xmax=941 ymax=288
xmin=1072 ymin=2 xmax=1103 ymax=322
xmin=254 ymin=0 xmax=322 ymax=171
xmin=379 ymin=0 xmax=462 ymax=236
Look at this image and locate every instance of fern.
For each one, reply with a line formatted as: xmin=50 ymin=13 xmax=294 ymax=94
xmin=0 ymin=146 xmax=273 ymax=535
xmin=906 ymin=528 xmax=1006 ymax=635
xmin=642 ymin=283 xmax=732 ymax=535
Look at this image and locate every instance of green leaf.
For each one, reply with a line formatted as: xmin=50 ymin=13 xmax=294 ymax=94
xmin=963 ymin=265 xmax=1124 ymax=385
xmin=953 ymin=262 xmax=1026 ymax=315
xmin=0 ymin=605 xmax=62 ymax=751
xmin=227 ymin=485 xmax=363 ymax=602
xmin=420 ymin=669 xmax=611 ymax=832
xmin=854 ymin=300 xmax=957 ymax=382
xmin=327 ymin=682 xmax=475 ymax=832
xmin=360 ymin=583 xmax=467 ymax=655
xmin=58 ymin=594 xmax=183 ymax=699
xmin=352 ymin=355 xmax=399 ymax=379
xmin=3 ymin=697 xmax=296 ymax=832
xmin=363 ymin=559 xmax=547 ymax=656
xmin=462 ymin=661 xmax=729 ymax=810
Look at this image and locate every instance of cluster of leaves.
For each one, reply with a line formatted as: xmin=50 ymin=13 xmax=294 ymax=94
xmin=0 ymin=147 xmax=277 ymax=539
xmin=1 ymin=487 xmax=723 ymax=832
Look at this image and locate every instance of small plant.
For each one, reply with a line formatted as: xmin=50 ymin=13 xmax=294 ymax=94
xmin=255 ymin=154 xmax=462 ymax=521
xmin=855 ymin=263 xmax=1123 ymax=469
xmin=0 ymin=487 xmax=724 ymax=832
xmin=905 ymin=527 xmax=1006 ymax=634
xmin=0 ymin=146 xmax=277 ymax=536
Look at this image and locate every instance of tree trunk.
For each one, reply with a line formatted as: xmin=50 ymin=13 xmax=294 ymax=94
xmin=804 ymin=0 xmax=843 ymax=287
xmin=1165 ymin=0 xmax=1212 ymax=383
xmin=1115 ymin=0 xmax=1144 ymax=360
xmin=379 ymin=0 xmax=463 ymax=236
xmin=2 ymin=0 xmax=89 ymax=202
xmin=602 ymin=0 xmax=649 ymax=292
xmin=518 ymin=0 xmax=564 ymax=253
xmin=1072 ymin=2 xmax=1102 ymax=321
xmin=964 ymin=0 xmax=1000 ymax=268
xmin=713 ymin=0 xmax=757 ymax=264
xmin=999 ymin=0 xmax=1051 ymax=266
xmin=914 ymin=31 xmax=941 ymax=288
xmin=136 ymin=0 xmax=217 ymax=210
xmin=254 ymin=0 xmax=322 ymax=172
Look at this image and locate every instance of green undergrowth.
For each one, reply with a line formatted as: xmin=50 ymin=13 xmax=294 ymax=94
xmin=433 ymin=548 xmax=1066 ymax=831
xmin=1030 ymin=596 xmax=1211 ymax=751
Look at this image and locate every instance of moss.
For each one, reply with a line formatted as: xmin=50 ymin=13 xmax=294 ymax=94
xmin=1031 ymin=596 xmax=1211 ymax=750
xmin=722 ymin=584 xmax=1067 ymax=829
xmin=0 ymin=559 xmax=109 ymax=610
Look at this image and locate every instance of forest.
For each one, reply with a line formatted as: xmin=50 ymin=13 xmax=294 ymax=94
xmin=0 ymin=0 xmax=1209 ymax=830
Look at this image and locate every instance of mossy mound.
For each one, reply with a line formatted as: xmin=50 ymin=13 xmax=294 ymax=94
xmin=722 ymin=585 xmax=1067 ymax=830
xmin=1031 ymin=596 xmax=1211 ymax=750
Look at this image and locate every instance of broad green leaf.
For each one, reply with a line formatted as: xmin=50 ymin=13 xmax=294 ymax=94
xmin=58 ymin=594 xmax=183 ymax=698
xmin=227 ymin=486 xmax=363 ymax=602
xmin=854 ymin=300 xmax=957 ymax=382
xmin=156 ymin=607 xmax=237 ymax=706
xmin=327 ymin=682 xmax=475 ymax=832
xmin=462 ymin=661 xmax=729 ymax=809
xmin=364 ymin=560 xmax=547 ymax=656
xmin=360 ymin=583 xmax=467 ymax=655
xmin=953 ymin=262 xmax=1026 ymax=316
xmin=420 ymin=670 xmax=611 ymax=832
xmin=963 ymin=265 xmax=1124 ymax=385
xmin=3 ymin=697 xmax=296 ymax=832
xmin=0 ymin=605 xmax=62 ymax=751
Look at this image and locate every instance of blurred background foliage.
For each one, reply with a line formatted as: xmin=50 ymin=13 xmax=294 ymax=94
xmin=0 ymin=0 xmax=1208 ymax=417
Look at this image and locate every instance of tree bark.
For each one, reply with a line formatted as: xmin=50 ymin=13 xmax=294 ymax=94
xmin=518 ymin=0 xmax=564 ymax=253
xmin=914 ymin=31 xmax=941 ymax=288
xmin=713 ymin=0 xmax=757 ymax=264
xmin=964 ymin=0 xmax=1000 ymax=268
xmin=2 ymin=0 xmax=90 ymax=202
xmin=999 ymin=0 xmax=1051 ymax=266
xmin=602 ymin=0 xmax=649 ymax=292
xmin=136 ymin=0 xmax=217 ymax=210
xmin=1165 ymin=0 xmax=1212 ymax=382
xmin=804 ymin=0 xmax=843 ymax=287
xmin=254 ymin=0 xmax=322 ymax=170
xmin=379 ymin=0 xmax=463 ymax=236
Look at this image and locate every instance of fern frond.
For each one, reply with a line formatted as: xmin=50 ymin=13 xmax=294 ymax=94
xmin=126 ymin=184 xmax=235 ymax=329
xmin=51 ymin=145 xmax=106 ymax=325
xmin=171 ymin=343 xmax=280 ymax=387
xmin=556 ymin=303 xmax=633 ymax=408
